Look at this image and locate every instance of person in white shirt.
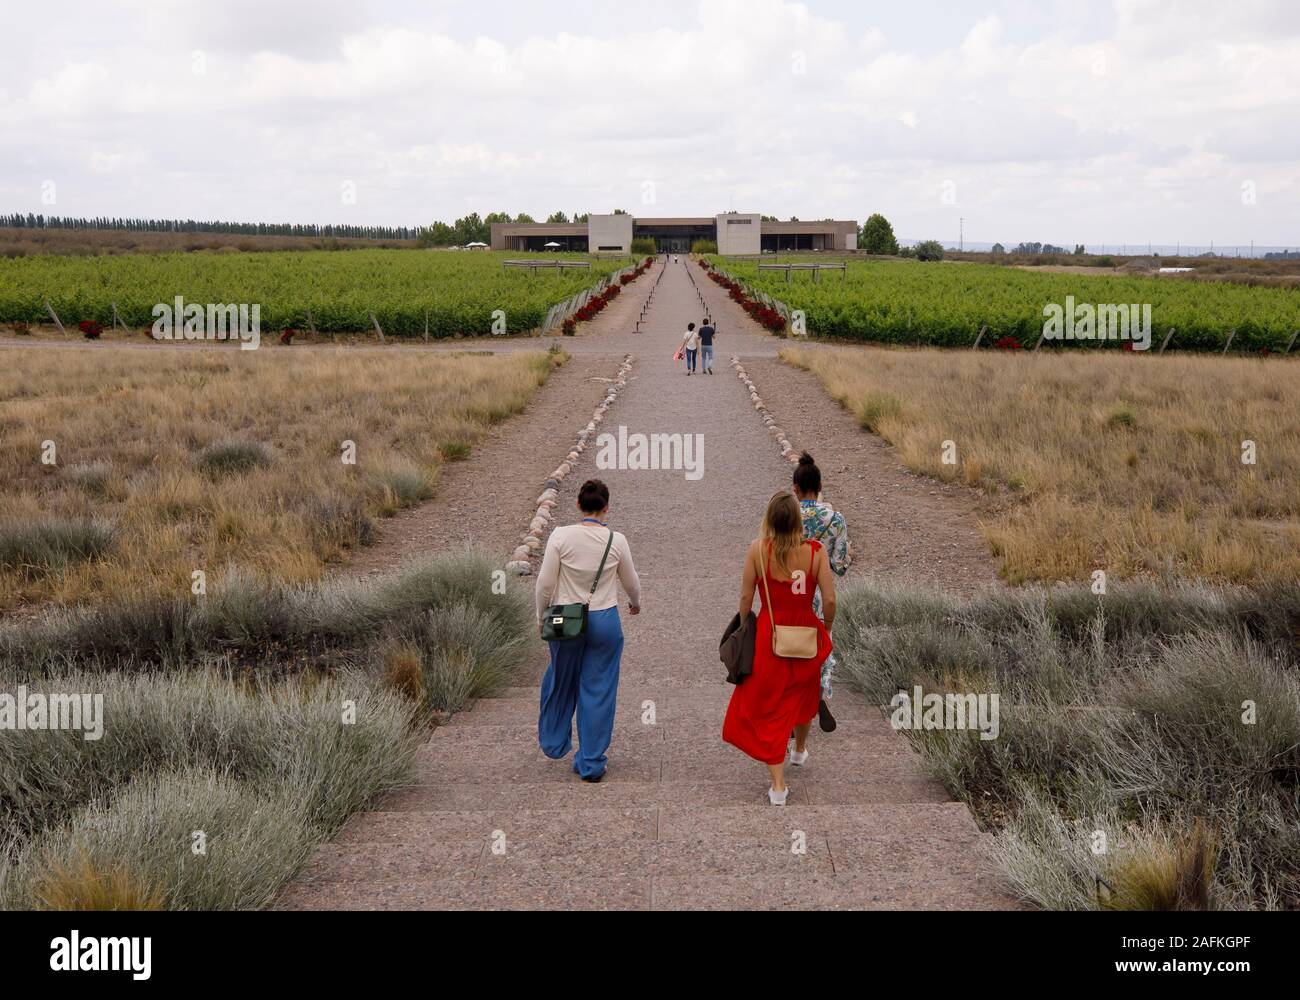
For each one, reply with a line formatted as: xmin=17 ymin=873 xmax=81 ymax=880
xmin=680 ymin=322 xmax=700 ymax=375
xmin=535 ymin=479 xmax=641 ymax=782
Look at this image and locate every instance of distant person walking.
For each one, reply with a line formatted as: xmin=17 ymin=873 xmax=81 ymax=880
xmin=680 ymin=322 xmax=700 ymax=375
xmin=535 ymin=479 xmax=641 ymax=783
xmin=792 ymin=453 xmax=851 ymax=731
xmin=723 ymin=492 xmax=835 ymax=805
xmin=697 ymin=318 xmax=716 ymax=374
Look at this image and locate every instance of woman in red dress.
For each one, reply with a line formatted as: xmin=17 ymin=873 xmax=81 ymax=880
xmin=723 ymin=492 xmax=837 ymax=805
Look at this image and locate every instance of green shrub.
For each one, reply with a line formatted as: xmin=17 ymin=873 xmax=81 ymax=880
xmin=306 ymin=494 xmax=375 ymax=554
xmin=379 ymin=599 xmax=531 ymax=713
xmin=835 ymin=576 xmax=1300 ymax=909
xmin=630 ymin=237 xmax=657 ymax=256
xmin=4 ymin=769 xmax=309 ymax=911
xmin=371 ymin=460 xmax=435 ymax=511
xmin=0 ymin=668 xmax=418 ymax=844
xmin=856 ymin=392 xmax=903 ymax=432
xmin=691 ymin=239 xmax=719 ymax=255
xmin=0 ymin=517 xmax=114 ymax=574
xmin=64 ymin=461 xmax=118 ymax=499
xmin=0 ymin=549 xmax=532 ymax=675
xmin=196 ymin=439 xmax=275 ymax=477
xmin=1106 ymin=403 xmax=1137 ymax=429
xmin=0 ymin=663 xmax=419 ymax=911
xmin=913 ymin=240 xmax=946 ymax=262
xmin=438 ymin=441 xmax=472 ymax=462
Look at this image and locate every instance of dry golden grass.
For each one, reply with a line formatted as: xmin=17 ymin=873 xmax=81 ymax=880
xmin=34 ymin=853 xmax=165 ymax=911
xmin=1102 ymin=820 xmax=1217 ymax=911
xmin=381 ymin=642 xmax=427 ymax=710
xmin=0 ymin=345 xmax=559 ymax=608
xmin=783 ymin=345 xmax=1300 ymax=585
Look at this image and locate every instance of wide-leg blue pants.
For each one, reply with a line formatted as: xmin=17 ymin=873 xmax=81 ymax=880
xmin=538 ymin=607 xmax=623 ymax=779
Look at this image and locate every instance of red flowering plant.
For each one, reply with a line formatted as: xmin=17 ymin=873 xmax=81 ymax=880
xmin=994 ymin=336 xmax=1023 ymax=351
xmin=562 ymin=318 xmax=577 ymax=336
xmin=280 ymin=328 xmax=298 ymax=346
xmin=78 ymin=320 xmax=103 ymax=340
xmin=753 ymin=306 xmax=785 ymax=332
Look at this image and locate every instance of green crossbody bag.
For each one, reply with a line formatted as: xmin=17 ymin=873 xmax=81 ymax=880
xmin=541 ymin=529 xmax=614 ymax=642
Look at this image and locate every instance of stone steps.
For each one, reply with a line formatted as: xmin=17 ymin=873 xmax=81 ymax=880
xmin=276 ymin=803 xmax=1005 ymax=910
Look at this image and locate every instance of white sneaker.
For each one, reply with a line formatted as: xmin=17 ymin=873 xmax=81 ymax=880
xmin=789 ymin=749 xmax=810 ymax=767
xmin=768 ymin=786 xmax=789 ymax=806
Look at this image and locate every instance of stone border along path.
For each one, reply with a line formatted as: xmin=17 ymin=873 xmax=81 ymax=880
xmin=732 ymin=355 xmax=801 ymax=468
xmin=277 ymin=256 xmax=1018 ymax=911
xmin=507 ymin=355 xmax=635 ymax=575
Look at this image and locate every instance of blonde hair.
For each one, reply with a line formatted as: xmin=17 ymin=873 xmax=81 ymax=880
xmin=762 ymin=492 xmax=804 ymax=575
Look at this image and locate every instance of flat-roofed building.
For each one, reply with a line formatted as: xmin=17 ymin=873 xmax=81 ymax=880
xmin=490 ymin=213 xmax=857 ymax=255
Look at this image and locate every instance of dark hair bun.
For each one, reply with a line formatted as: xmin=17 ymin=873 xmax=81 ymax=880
xmin=578 ymin=479 xmax=611 ymax=514
xmin=792 ymin=453 xmax=822 ymax=495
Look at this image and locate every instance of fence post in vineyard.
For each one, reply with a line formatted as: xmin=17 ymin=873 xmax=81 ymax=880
xmin=306 ymin=309 xmax=318 ymax=336
xmin=1159 ymin=328 xmax=1175 ymax=354
xmin=111 ymin=302 xmax=123 ymax=331
xmin=973 ymin=325 xmax=987 ymax=350
xmin=44 ymin=299 xmax=67 ymax=336
xmin=368 ymin=311 xmax=385 ymax=343
xmin=1033 ymin=330 xmax=1047 ymax=351
xmin=1285 ymin=331 xmax=1299 ymax=356
xmin=424 ymin=310 xmax=429 ymax=343
xmin=1221 ymin=329 xmax=1236 ymax=355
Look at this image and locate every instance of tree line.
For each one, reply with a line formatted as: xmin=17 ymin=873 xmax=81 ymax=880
xmin=418 ymin=212 xmax=593 ymax=247
xmin=858 ymin=214 xmax=1092 ymax=260
xmin=0 ymin=213 xmax=420 ymax=241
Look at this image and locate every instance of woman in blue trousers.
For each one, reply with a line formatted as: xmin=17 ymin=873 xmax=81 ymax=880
xmin=534 ymin=480 xmax=641 ymax=782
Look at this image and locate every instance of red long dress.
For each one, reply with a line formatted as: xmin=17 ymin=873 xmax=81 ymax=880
xmin=723 ymin=541 xmax=833 ymax=765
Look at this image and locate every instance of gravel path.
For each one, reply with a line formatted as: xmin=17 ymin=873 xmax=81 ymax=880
xmin=278 ymin=257 xmax=1015 ymax=911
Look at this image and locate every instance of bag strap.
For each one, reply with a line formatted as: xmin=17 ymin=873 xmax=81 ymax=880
xmin=759 ymin=543 xmax=778 ymax=641
xmin=586 ymin=530 xmax=614 ymax=605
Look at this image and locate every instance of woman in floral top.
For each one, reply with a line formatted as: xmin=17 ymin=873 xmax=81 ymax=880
xmin=793 ymin=454 xmax=851 ymax=731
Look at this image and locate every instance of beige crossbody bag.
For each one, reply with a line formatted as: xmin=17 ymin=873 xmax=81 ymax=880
xmin=759 ymin=543 xmax=820 ymax=659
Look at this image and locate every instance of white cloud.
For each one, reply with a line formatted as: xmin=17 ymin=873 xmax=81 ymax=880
xmin=0 ymin=0 xmax=1295 ymax=245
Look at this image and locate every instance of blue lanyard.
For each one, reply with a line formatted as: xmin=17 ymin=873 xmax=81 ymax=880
xmin=582 ymin=518 xmax=608 ymax=527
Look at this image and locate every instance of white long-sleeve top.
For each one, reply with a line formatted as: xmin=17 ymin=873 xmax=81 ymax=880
xmin=534 ymin=522 xmax=641 ymax=622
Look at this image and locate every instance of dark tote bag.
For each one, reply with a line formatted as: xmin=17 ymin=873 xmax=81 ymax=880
xmin=541 ymin=530 xmax=614 ymax=642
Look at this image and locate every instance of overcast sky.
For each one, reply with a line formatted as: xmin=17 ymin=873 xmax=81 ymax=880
xmin=1 ymin=0 xmax=1296 ymax=246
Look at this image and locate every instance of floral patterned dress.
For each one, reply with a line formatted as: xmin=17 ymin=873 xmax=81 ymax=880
xmin=800 ymin=498 xmax=851 ymax=699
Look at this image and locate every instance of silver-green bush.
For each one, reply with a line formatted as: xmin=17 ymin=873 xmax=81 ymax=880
xmin=834 ymin=575 xmax=1300 ymax=910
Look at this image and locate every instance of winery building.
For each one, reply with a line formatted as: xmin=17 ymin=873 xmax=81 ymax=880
xmin=490 ymin=213 xmax=858 ymax=255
